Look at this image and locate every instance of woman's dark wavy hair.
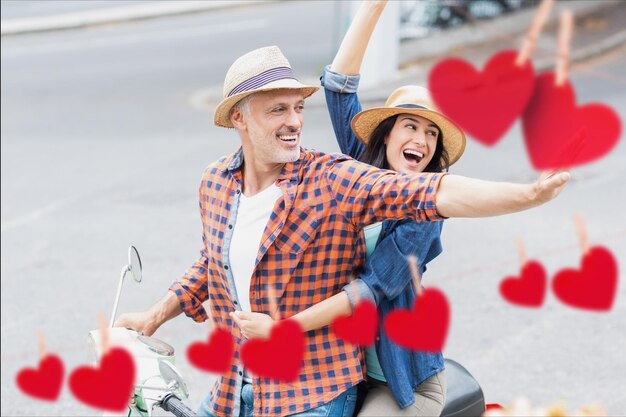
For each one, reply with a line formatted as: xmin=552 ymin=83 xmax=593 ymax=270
xmin=359 ymin=114 xmax=450 ymax=173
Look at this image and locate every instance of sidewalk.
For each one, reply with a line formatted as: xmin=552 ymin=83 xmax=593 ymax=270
xmin=0 ymin=0 xmax=275 ymax=36
xmin=3 ymin=0 xmax=624 ymax=108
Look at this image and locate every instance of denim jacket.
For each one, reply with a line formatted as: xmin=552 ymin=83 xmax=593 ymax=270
xmin=321 ymin=66 xmax=445 ymax=409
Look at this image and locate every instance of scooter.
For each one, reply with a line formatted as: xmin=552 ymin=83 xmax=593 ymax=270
xmin=87 ymin=246 xmax=196 ymax=417
xmin=87 ymin=247 xmax=485 ymax=417
xmin=439 ymin=359 xmax=485 ymax=417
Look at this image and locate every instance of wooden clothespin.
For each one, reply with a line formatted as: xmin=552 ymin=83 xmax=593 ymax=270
xmin=516 ymin=238 xmax=527 ymax=267
xmin=574 ymin=214 xmax=590 ymax=255
xmin=555 ymin=10 xmax=574 ymax=87
xmin=407 ymin=255 xmax=424 ymax=297
xmin=516 ymin=0 xmax=555 ymax=66
xmin=99 ymin=313 xmax=110 ymax=355
xmin=37 ymin=330 xmax=47 ymax=360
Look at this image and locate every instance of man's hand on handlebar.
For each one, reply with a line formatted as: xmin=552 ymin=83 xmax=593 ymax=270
xmin=114 ymin=310 xmax=159 ymax=336
xmin=114 ymin=291 xmax=184 ymax=337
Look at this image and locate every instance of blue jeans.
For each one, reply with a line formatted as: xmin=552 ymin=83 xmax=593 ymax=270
xmin=197 ymin=384 xmax=357 ymax=417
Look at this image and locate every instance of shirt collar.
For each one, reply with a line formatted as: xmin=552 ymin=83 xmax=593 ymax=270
xmin=219 ymin=146 xmax=306 ymax=183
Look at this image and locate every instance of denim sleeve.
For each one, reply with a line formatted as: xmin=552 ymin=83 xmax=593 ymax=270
xmin=342 ymin=278 xmax=377 ymax=310
xmin=320 ymin=65 xmax=366 ymax=159
xmin=354 ymin=221 xmax=444 ymax=305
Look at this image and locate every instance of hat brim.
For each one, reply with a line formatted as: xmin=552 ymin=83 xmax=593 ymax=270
xmin=214 ymin=79 xmax=319 ymax=128
xmin=351 ymin=107 xmax=467 ymax=166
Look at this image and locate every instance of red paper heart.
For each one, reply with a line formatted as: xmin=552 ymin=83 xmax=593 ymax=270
xmin=522 ymin=73 xmax=621 ymax=169
xmin=187 ymin=327 xmax=234 ymax=374
xmin=499 ymin=260 xmax=547 ymax=308
xmin=383 ymin=288 xmax=449 ymax=352
xmin=68 ymin=347 xmax=135 ymax=412
xmin=241 ymin=319 xmax=304 ymax=382
xmin=552 ymin=246 xmax=618 ymax=311
xmin=16 ymin=354 xmax=64 ymax=401
xmin=428 ymin=50 xmax=534 ymax=145
xmin=332 ymin=300 xmax=378 ymax=346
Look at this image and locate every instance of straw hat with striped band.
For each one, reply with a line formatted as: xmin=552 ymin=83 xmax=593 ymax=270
xmin=214 ymin=46 xmax=319 ymax=128
xmin=351 ymin=85 xmax=466 ymax=166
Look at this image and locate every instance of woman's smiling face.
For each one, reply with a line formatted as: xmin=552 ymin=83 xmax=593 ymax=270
xmin=385 ymin=113 xmax=440 ymax=174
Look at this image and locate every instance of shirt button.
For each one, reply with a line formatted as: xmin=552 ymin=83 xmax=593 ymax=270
xmin=238 ymin=370 xmax=243 ymax=376
xmin=228 ymin=224 xmax=233 ymax=229
xmin=236 ymin=190 xmax=241 ymax=194
xmin=376 ymin=337 xmax=380 ymax=341
xmin=234 ymin=300 xmax=238 ymax=305
xmin=224 ymin=265 xmax=229 ymax=270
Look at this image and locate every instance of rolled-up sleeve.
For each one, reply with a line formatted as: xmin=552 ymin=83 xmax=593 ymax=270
xmin=321 ymin=66 xmax=365 ymax=159
xmin=342 ymin=278 xmax=377 ymax=310
xmin=169 ymin=247 xmax=209 ymax=322
xmin=321 ymin=65 xmax=360 ymax=93
xmin=168 ymin=179 xmax=211 ymax=322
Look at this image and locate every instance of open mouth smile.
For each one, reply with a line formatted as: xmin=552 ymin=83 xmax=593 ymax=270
xmin=278 ymin=133 xmax=298 ymax=144
xmin=403 ymin=149 xmax=424 ymax=164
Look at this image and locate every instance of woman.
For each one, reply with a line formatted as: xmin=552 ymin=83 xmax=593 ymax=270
xmin=232 ymin=1 xmax=466 ymax=415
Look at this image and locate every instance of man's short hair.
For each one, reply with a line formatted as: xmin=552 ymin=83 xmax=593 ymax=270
xmin=231 ymin=94 xmax=253 ymax=119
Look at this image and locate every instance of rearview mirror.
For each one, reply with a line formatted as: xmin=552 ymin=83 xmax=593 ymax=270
xmin=128 ymin=246 xmax=142 ymax=283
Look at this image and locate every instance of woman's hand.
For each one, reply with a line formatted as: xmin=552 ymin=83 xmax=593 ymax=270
xmin=530 ymin=170 xmax=571 ymax=206
xmin=230 ymin=311 xmax=276 ymax=340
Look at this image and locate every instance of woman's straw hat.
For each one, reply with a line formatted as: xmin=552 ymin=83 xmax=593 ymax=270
xmin=214 ymin=46 xmax=319 ymax=128
xmin=351 ymin=86 xmax=467 ymax=165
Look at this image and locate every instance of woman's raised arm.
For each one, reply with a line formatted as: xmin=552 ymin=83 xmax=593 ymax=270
xmin=330 ymin=1 xmax=388 ymax=76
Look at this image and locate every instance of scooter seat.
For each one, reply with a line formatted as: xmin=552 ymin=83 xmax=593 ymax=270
xmin=441 ymin=359 xmax=485 ymax=417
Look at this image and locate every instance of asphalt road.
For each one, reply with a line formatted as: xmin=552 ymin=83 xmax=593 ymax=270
xmin=2 ymin=2 xmax=625 ymax=416
xmin=0 ymin=0 xmax=150 ymax=20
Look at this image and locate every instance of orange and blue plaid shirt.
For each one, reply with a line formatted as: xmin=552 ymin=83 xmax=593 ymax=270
xmin=170 ymin=147 xmax=445 ymax=417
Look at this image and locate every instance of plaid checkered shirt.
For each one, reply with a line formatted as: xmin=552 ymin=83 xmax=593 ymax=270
xmin=170 ymin=147 xmax=445 ymax=417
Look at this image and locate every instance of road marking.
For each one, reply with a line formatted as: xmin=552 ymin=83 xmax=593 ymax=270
xmin=1 ymin=197 xmax=75 ymax=233
xmin=1 ymin=18 xmax=268 ymax=57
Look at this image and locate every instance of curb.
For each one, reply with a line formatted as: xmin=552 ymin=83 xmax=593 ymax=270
xmin=0 ymin=0 xmax=275 ymax=36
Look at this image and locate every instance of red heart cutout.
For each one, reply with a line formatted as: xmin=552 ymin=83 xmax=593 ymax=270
xmin=499 ymin=260 xmax=547 ymax=308
xmin=241 ymin=319 xmax=304 ymax=382
xmin=552 ymin=246 xmax=618 ymax=311
xmin=187 ymin=327 xmax=234 ymax=374
xmin=383 ymin=288 xmax=449 ymax=352
xmin=522 ymin=72 xmax=621 ymax=169
xmin=68 ymin=347 xmax=135 ymax=412
xmin=16 ymin=354 xmax=64 ymax=401
xmin=332 ymin=300 xmax=378 ymax=346
xmin=428 ymin=50 xmax=534 ymax=146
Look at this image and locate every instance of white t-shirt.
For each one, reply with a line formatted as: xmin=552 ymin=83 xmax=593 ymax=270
xmin=229 ymin=184 xmax=282 ymax=312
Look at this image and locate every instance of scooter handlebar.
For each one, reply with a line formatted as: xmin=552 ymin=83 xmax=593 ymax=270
xmin=160 ymin=394 xmax=197 ymax=417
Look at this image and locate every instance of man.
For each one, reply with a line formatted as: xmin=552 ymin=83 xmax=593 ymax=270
xmin=115 ymin=46 xmax=569 ymax=417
